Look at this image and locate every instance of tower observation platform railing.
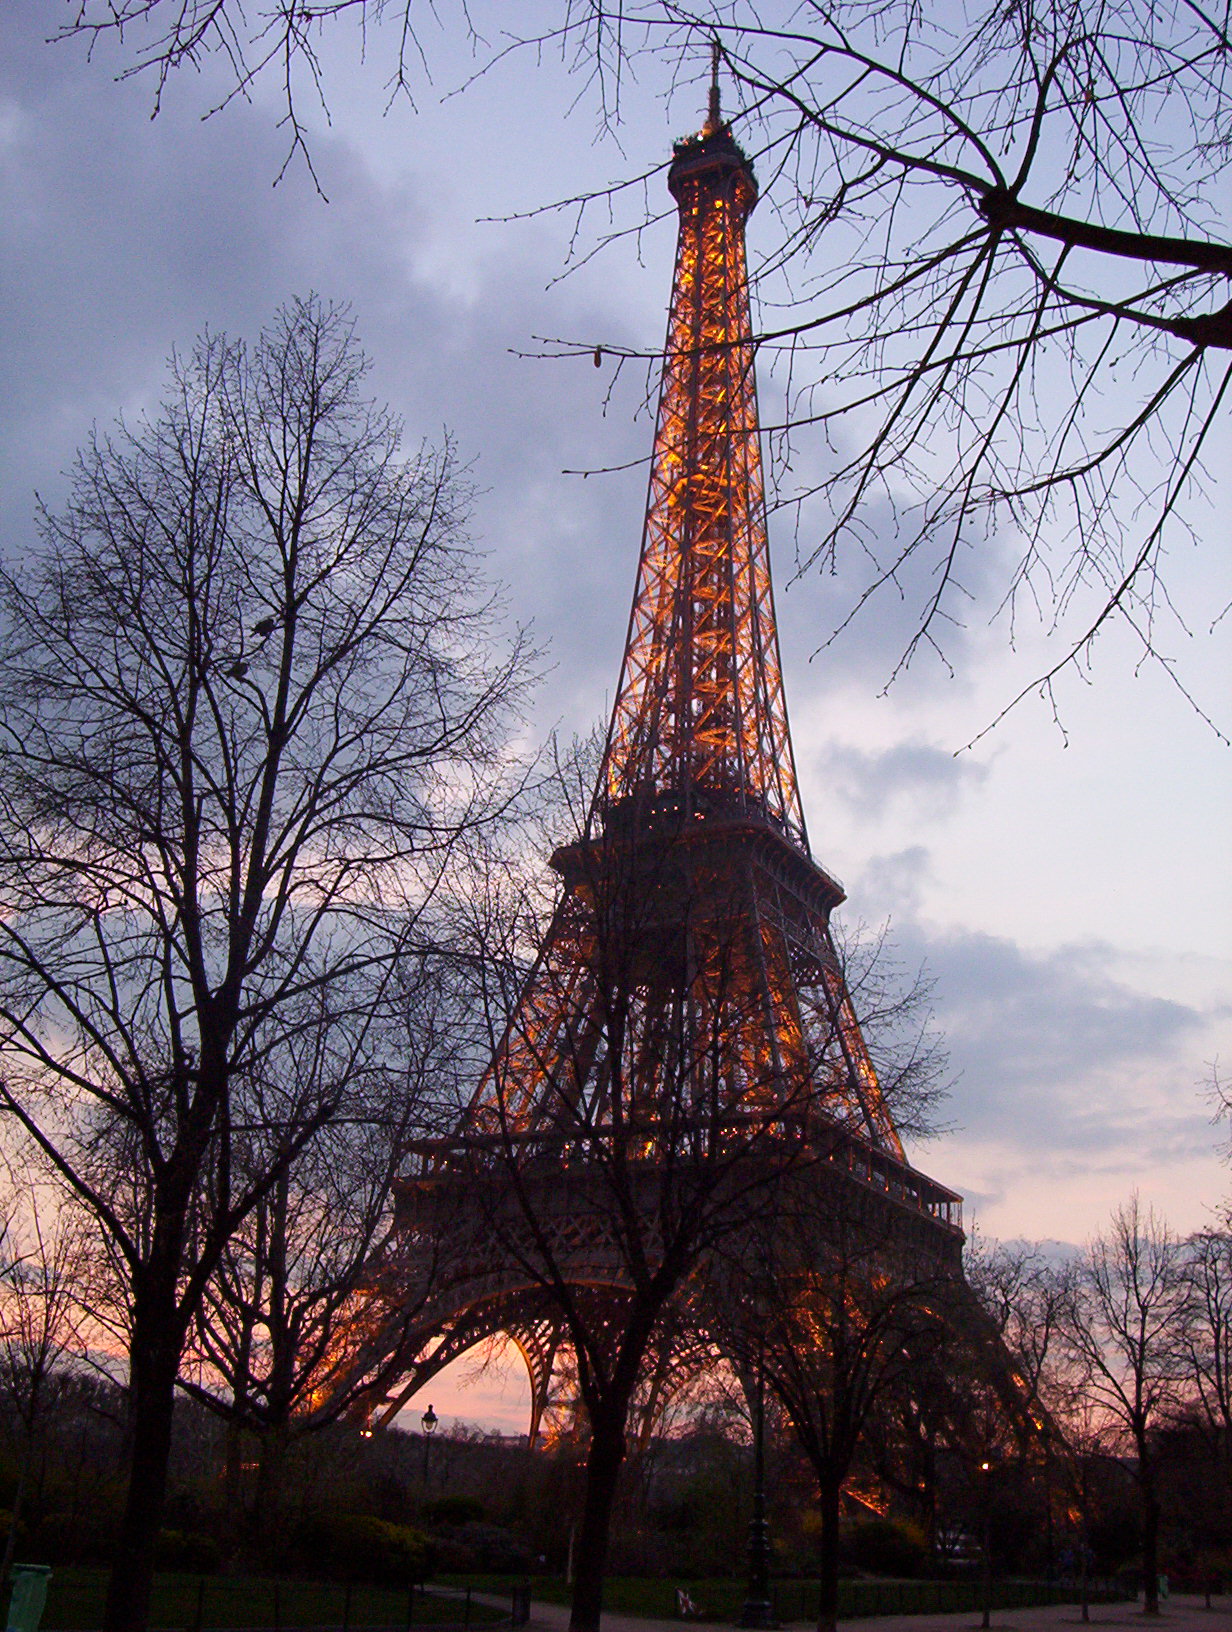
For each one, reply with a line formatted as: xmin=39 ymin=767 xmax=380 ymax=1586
xmin=398 ymin=1108 xmax=963 ymax=1237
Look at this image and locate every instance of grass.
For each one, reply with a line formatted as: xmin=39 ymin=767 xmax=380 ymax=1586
xmin=38 ymin=1569 xmax=508 ymax=1632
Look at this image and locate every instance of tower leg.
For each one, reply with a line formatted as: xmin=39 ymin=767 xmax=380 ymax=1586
xmin=513 ymin=1321 xmax=562 ymax=1449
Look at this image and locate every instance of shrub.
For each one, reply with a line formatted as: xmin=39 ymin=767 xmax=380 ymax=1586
xmin=421 ymin=1496 xmax=485 ymax=1528
xmin=301 ymin=1513 xmax=434 ymax=1584
xmin=30 ymin=1510 xmax=120 ymax=1565
xmin=842 ymin=1518 xmax=929 ymax=1579
xmin=450 ymin=1523 xmax=530 ymax=1573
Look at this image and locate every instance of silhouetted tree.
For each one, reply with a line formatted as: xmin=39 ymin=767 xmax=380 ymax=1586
xmin=1059 ymin=1197 xmax=1187 ymax=1615
xmin=0 ymin=295 xmax=532 ymax=1632
xmin=179 ymin=956 xmax=466 ymax=1543
xmin=1178 ymin=1227 xmax=1232 ymax=1495
xmin=730 ymin=1204 xmax=951 ymax=1632
xmin=0 ymin=1186 xmax=88 ymax=1585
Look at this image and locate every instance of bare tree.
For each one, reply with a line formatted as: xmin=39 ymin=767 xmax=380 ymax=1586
xmin=59 ymin=2 xmax=1232 ymax=724
xmin=0 ymin=295 xmax=532 ymax=1632
xmin=179 ymin=956 xmax=472 ymax=1543
xmin=476 ymin=852 xmax=810 ymax=1632
xmin=726 ymin=1202 xmax=951 ymax=1632
xmin=966 ymin=1234 xmax=1072 ymax=1425
xmin=0 ymin=1185 xmax=88 ymax=1586
xmin=1178 ymin=1226 xmax=1232 ymax=1494
xmin=553 ymin=1 xmax=1231 ymax=728
xmin=401 ymin=804 xmax=953 ymax=1632
xmin=1058 ymin=1196 xmax=1188 ymax=1616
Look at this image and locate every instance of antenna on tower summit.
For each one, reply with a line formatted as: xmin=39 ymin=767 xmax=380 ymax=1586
xmin=707 ymin=38 xmax=722 ymax=128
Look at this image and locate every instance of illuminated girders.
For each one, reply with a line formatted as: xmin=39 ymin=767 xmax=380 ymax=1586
xmin=459 ymin=152 xmax=913 ymax=1186
xmin=599 ymin=125 xmax=804 ymax=846
xmin=320 ymin=113 xmax=974 ymax=1449
xmin=461 ymin=124 xmax=909 ymax=1154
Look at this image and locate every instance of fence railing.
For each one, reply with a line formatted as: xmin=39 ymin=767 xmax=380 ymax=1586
xmin=766 ymin=1577 xmax=1125 ymax=1623
xmin=38 ymin=1569 xmax=1128 ymax=1631
xmin=39 ymin=1573 xmax=514 ymax=1632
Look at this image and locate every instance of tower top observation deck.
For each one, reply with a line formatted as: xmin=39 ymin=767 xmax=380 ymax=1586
xmin=668 ymin=64 xmax=758 ymax=204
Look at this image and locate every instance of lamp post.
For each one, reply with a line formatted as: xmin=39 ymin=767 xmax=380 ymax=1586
xmin=421 ymin=1402 xmax=438 ymax=1487
xmin=1079 ymin=1451 xmax=1091 ymax=1626
xmin=1042 ymin=1424 xmax=1054 ymax=1581
xmin=979 ymin=1461 xmax=993 ymax=1631
xmin=739 ymin=1350 xmax=775 ymax=1629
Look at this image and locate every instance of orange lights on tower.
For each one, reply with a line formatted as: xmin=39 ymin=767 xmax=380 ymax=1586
xmin=598 ymin=110 xmax=804 ymax=846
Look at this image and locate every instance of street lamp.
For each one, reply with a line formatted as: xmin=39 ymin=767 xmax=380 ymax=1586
xmin=739 ymin=1350 xmax=776 ymax=1629
xmin=979 ymin=1461 xmax=993 ymax=1631
xmin=1040 ymin=1423 xmax=1054 ymax=1580
xmin=421 ymin=1402 xmax=438 ymax=1486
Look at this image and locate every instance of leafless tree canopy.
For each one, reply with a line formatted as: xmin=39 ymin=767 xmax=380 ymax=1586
xmin=0 ymin=293 xmax=533 ymax=1631
xmin=553 ymin=0 xmax=1231 ymax=729
xmin=58 ymin=1 xmax=1231 ymax=729
xmin=1055 ymin=1197 xmax=1189 ymax=1614
xmin=0 ymin=1186 xmax=89 ymax=1586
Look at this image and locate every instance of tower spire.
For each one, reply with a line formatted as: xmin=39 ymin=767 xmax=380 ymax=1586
xmin=707 ymin=38 xmax=722 ymax=131
xmin=374 ymin=108 xmax=967 ymax=1454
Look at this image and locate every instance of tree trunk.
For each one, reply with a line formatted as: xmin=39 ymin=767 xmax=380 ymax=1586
xmin=816 ymin=1476 xmax=841 ymax=1632
xmin=223 ymin=1421 xmax=247 ymax=1536
xmin=1 ymin=1444 xmax=30 ymax=1588
xmin=1140 ymin=1472 xmax=1161 ymax=1616
xmin=254 ymin=1419 xmax=291 ymax=1555
xmin=102 ymin=1279 xmax=185 ymax=1632
xmin=567 ymin=1412 xmax=626 ymax=1632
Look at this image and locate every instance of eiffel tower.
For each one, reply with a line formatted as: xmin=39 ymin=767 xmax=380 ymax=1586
xmin=365 ymin=74 xmax=964 ymax=1446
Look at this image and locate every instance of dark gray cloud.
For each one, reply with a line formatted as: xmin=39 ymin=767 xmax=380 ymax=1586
xmin=0 ymin=0 xmax=651 ymax=747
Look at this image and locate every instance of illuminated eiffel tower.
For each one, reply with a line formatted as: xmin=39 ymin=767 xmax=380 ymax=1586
xmin=365 ymin=76 xmax=963 ymax=1442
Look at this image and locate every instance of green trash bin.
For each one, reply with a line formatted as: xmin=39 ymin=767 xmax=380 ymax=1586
xmin=6 ymin=1564 xmax=52 ymax=1632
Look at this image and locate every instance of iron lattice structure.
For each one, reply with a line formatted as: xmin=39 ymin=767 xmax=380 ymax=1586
xmin=462 ymin=109 xmax=921 ymax=1166
xmin=600 ymin=113 xmax=802 ymax=846
xmin=368 ymin=102 xmax=971 ymax=1444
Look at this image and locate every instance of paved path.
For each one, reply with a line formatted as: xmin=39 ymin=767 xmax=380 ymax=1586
xmin=509 ymin=1597 xmax=1232 ymax=1632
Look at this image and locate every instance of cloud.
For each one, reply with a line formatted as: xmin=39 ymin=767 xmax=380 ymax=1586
xmin=852 ymin=846 xmax=934 ymax=919
xmin=820 ymin=740 xmax=989 ymax=820
xmin=863 ymin=918 xmax=1229 ymax=1240
xmin=0 ymin=3 xmax=650 ymax=750
xmin=886 ymin=923 xmax=1211 ymax=1161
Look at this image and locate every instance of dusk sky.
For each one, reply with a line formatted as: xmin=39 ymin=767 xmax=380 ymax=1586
xmin=2 ymin=1 xmax=1228 ymax=1434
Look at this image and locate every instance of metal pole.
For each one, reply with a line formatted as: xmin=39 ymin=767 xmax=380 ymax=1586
xmin=739 ymin=1349 xmax=775 ymax=1628
xmin=1079 ymin=1456 xmax=1090 ymax=1625
xmin=980 ymin=1462 xmax=992 ymax=1631
xmin=1043 ymin=1429 xmax=1054 ymax=1581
